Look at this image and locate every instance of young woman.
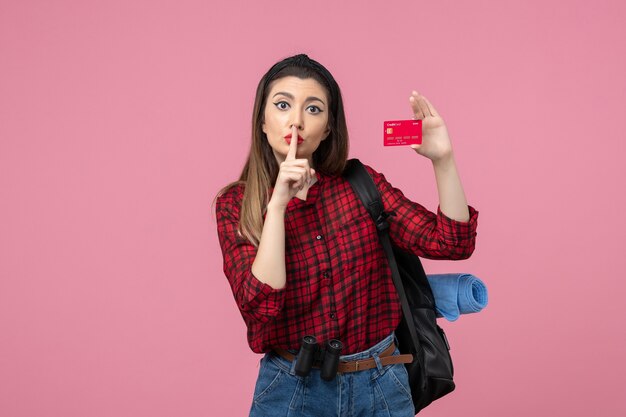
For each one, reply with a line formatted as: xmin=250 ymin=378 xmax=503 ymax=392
xmin=215 ymin=54 xmax=478 ymax=416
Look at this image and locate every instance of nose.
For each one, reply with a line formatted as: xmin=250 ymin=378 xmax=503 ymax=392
xmin=290 ymin=110 xmax=304 ymax=131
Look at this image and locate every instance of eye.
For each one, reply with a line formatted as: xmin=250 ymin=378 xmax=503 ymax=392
xmin=307 ymin=105 xmax=323 ymax=114
xmin=273 ymin=101 xmax=289 ymax=110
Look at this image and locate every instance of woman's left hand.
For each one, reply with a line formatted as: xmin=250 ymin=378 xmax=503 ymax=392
xmin=409 ymin=91 xmax=453 ymax=162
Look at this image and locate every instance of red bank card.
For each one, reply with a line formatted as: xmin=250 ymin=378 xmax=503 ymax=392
xmin=383 ymin=119 xmax=422 ymax=146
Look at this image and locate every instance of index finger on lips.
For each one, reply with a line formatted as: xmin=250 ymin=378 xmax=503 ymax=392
xmin=286 ymin=125 xmax=298 ymax=161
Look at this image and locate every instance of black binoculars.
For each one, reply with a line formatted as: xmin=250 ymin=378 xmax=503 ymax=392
xmin=294 ymin=335 xmax=343 ymax=381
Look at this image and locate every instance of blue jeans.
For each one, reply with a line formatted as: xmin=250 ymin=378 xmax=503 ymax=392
xmin=249 ymin=333 xmax=415 ymax=417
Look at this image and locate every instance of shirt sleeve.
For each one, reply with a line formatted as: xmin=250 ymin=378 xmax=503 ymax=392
xmin=363 ymin=164 xmax=479 ymax=260
xmin=215 ymin=187 xmax=286 ymax=324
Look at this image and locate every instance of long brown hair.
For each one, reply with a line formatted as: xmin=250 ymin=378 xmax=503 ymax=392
xmin=214 ymin=54 xmax=350 ymax=247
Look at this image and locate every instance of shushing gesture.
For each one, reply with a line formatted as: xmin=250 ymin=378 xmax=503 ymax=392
xmin=408 ymin=91 xmax=453 ymax=162
xmin=269 ymin=125 xmax=316 ymax=209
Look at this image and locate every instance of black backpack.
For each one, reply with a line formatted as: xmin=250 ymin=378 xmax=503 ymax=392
xmin=343 ymin=158 xmax=455 ymax=414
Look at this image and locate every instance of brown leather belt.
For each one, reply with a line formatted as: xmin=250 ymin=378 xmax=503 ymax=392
xmin=273 ymin=342 xmax=413 ymax=373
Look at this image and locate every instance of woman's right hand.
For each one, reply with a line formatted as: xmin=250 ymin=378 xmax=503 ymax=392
xmin=269 ymin=125 xmax=315 ymax=210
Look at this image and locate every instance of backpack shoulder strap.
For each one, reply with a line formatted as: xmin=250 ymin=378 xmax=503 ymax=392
xmin=343 ymin=159 xmax=386 ymax=228
xmin=343 ymin=159 xmax=422 ymax=355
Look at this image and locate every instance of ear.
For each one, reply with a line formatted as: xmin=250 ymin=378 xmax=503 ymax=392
xmin=261 ymin=117 xmax=266 ymax=134
xmin=321 ymin=125 xmax=331 ymax=141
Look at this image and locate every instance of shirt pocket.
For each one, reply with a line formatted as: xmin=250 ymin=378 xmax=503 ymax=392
xmin=335 ymin=212 xmax=383 ymax=271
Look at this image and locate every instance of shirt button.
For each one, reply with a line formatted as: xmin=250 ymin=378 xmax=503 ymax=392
xmin=316 ymin=235 xmax=323 ymax=240
xmin=323 ymin=271 xmax=330 ymax=278
xmin=330 ymin=313 xmax=336 ymax=319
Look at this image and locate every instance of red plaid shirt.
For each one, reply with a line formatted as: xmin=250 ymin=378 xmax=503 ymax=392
xmin=216 ymin=163 xmax=479 ymax=354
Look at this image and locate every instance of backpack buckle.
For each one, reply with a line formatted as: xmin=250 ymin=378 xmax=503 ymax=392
xmin=375 ymin=210 xmax=396 ymax=232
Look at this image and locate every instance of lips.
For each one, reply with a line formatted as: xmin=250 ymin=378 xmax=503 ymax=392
xmin=284 ymin=133 xmax=304 ymax=144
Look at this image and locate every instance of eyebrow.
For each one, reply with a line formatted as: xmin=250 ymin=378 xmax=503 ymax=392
xmin=272 ymin=91 xmax=326 ymax=105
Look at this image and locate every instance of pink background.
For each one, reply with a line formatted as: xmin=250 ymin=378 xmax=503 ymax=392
xmin=1 ymin=0 xmax=625 ymax=416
